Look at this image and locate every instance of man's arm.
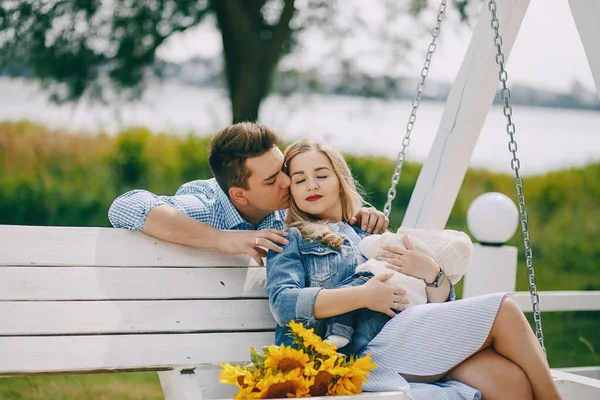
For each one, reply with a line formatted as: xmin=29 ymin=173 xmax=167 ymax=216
xmin=108 ymin=189 xmax=221 ymax=248
xmin=143 ymin=204 xmax=288 ymax=266
xmin=142 ymin=204 xmax=222 ymax=248
xmin=108 ymin=189 xmax=165 ymax=231
xmin=108 ymin=189 xmax=288 ymax=265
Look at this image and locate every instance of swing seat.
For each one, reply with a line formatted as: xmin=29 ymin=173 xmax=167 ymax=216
xmin=0 ymin=225 xmax=411 ymax=399
xmin=1 ymin=224 xmax=599 ymax=399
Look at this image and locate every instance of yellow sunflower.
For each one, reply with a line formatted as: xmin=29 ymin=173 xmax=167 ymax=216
xmin=315 ymin=354 xmax=349 ymax=377
xmin=287 ymin=321 xmax=339 ymax=357
xmin=256 ymin=369 xmax=311 ymax=398
xmin=348 ymin=353 xmax=377 ymax=377
xmin=288 ymin=321 xmax=319 ymax=346
xmin=309 ymin=338 xmax=339 ymax=358
xmin=220 ymin=363 xmax=252 ymax=388
xmin=310 ymin=357 xmax=355 ymax=395
xmin=221 ymin=322 xmax=377 ymax=399
xmin=288 ymin=321 xmax=310 ymax=337
xmin=327 ymin=354 xmax=376 ymax=395
xmin=263 ymin=344 xmax=311 ymax=373
xmin=235 ymin=384 xmax=265 ymax=400
xmin=328 ymin=375 xmax=362 ymax=396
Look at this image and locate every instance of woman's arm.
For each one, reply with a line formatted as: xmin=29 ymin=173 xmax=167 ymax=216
xmin=424 ymin=269 xmax=453 ymax=303
xmin=314 ymin=274 xmax=408 ymax=319
xmin=378 ymin=236 xmax=452 ymax=303
xmin=266 ymin=229 xmax=327 ymax=327
xmin=313 ymin=287 xmax=365 ymax=319
xmin=266 ymin=230 xmax=409 ymax=326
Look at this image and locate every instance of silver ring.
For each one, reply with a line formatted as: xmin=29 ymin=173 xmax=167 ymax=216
xmin=255 ymin=238 xmax=260 ymax=247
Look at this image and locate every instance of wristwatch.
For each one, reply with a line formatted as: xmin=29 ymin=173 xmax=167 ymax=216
xmin=425 ymin=268 xmax=446 ymax=288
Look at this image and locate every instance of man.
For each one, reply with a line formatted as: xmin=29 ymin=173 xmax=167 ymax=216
xmin=109 ymin=122 xmax=389 ymax=265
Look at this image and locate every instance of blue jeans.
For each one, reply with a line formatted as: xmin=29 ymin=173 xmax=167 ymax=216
xmin=325 ymin=271 xmax=394 ymax=355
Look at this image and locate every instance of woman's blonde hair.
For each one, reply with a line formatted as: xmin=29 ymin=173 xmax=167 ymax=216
xmin=284 ymin=139 xmax=366 ymax=248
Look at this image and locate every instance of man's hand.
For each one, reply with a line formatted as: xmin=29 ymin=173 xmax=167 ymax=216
xmin=377 ymin=235 xmax=440 ymax=282
xmin=349 ymin=207 xmax=389 ymax=234
xmin=214 ymin=229 xmax=289 ymax=266
xmin=359 ymin=273 xmax=409 ymax=317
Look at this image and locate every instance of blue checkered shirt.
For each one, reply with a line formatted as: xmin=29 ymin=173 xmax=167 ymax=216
xmin=108 ymin=178 xmax=286 ymax=231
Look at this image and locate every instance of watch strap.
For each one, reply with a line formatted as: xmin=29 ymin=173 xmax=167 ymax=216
xmin=425 ymin=269 xmax=446 ymax=288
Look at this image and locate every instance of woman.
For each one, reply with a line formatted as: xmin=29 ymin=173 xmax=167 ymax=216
xmin=266 ymin=139 xmax=561 ymax=400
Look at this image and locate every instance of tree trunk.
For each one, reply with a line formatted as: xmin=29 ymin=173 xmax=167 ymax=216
xmin=211 ymin=0 xmax=296 ymax=123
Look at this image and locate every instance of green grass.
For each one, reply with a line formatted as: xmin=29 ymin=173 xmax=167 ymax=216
xmin=0 ymin=372 xmax=163 ymax=400
xmin=528 ymin=311 xmax=600 ymax=368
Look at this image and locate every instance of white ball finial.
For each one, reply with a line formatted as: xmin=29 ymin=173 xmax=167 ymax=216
xmin=467 ymin=192 xmax=519 ymax=245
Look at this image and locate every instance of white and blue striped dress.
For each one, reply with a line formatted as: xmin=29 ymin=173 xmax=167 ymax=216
xmin=358 ymin=292 xmax=506 ymax=399
xmin=332 ymin=222 xmax=507 ymax=400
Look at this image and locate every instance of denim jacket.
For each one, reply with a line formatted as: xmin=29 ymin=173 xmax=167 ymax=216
xmin=266 ymin=223 xmax=456 ymax=355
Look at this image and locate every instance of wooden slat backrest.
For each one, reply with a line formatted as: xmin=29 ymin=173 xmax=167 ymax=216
xmin=0 ymin=267 xmax=267 ymax=300
xmin=0 ymin=333 xmax=275 ymax=375
xmin=0 ymin=299 xmax=275 ymax=335
xmin=0 ymin=225 xmax=276 ymax=376
xmin=0 ymin=225 xmax=252 ymax=267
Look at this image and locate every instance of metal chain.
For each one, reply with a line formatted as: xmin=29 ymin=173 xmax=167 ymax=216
xmin=488 ymin=0 xmax=545 ymax=352
xmin=383 ymin=0 xmax=448 ymax=217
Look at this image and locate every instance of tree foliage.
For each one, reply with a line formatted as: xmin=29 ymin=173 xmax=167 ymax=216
xmin=0 ymin=0 xmax=470 ymax=122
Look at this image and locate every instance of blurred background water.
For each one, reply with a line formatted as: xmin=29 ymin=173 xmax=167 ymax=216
xmin=2 ymin=77 xmax=599 ymax=175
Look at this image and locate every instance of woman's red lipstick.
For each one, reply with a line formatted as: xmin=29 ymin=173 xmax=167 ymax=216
xmin=305 ymin=194 xmax=323 ymax=202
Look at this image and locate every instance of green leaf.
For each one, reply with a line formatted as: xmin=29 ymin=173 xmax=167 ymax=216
xmin=250 ymin=347 xmax=265 ymax=369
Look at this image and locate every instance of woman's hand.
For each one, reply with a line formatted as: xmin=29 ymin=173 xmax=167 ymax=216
xmin=377 ymin=235 xmax=440 ymax=283
xmin=360 ymin=273 xmax=410 ymax=317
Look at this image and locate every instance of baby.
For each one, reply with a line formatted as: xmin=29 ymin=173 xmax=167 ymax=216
xmin=324 ymin=227 xmax=473 ymax=349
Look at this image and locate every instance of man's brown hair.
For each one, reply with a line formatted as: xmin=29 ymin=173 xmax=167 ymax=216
xmin=208 ymin=122 xmax=281 ymax=196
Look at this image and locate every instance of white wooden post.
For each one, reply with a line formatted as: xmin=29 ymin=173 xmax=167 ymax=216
xmin=462 ymin=192 xmax=519 ymax=297
xmin=568 ymin=0 xmax=600 ymax=97
xmin=193 ymin=366 xmax=238 ymax=400
xmin=158 ymin=369 xmax=206 ymax=400
xmin=463 ymin=244 xmax=518 ymax=298
xmin=402 ymin=0 xmax=531 ymax=229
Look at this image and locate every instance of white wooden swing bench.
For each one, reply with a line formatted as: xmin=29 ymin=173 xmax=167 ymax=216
xmin=2 ymin=224 xmax=600 ymax=400
xmin=2 ymin=0 xmax=600 ymax=398
xmin=0 ymin=225 xmax=410 ymax=400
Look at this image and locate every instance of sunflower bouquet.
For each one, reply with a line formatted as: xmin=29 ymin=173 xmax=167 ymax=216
xmin=220 ymin=321 xmax=376 ymax=399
